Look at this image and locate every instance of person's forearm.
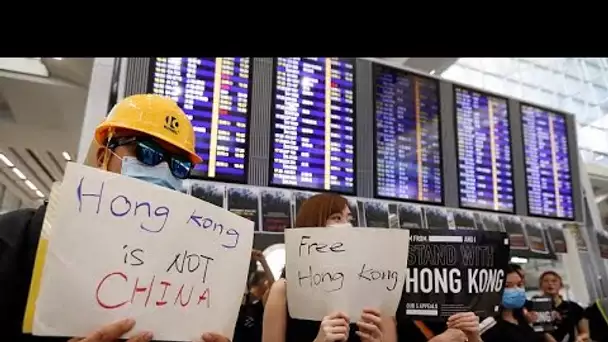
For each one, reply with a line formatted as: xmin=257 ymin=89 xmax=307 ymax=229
xmin=260 ymin=259 xmax=275 ymax=284
xmin=578 ymin=318 xmax=589 ymax=334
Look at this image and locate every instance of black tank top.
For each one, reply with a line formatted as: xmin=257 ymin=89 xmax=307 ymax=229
xmin=281 ymin=269 xmax=361 ymax=342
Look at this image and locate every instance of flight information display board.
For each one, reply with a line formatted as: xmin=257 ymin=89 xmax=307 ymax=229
xmin=270 ymin=57 xmax=356 ymax=194
xmin=149 ymin=57 xmax=251 ymax=182
xmin=522 ymin=104 xmax=574 ymax=220
xmin=455 ymin=87 xmax=514 ymax=212
xmin=373 ymin=64 xmax=442 ymax=203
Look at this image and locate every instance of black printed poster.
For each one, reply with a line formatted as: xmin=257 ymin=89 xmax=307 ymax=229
xmin=478 ymin=213 xmax=504 ymax=232
xmin=190 ymin=181 xmax=225 ymax=208
xmin=564 ymin=223 xmax=587 ymax=252
xmin=450 ymin=210 xmax=477 ymax=230
xmin=345 ymin=197 xmax=360 ymax=227
xmin=398 ymin=203 xmax=424 ymax=229
xmin=364 ymin=201 xmax=389 ymax=228
xmin=423 ymin=207 xmax=449 ymax=229
xmin=357 ymin=200 xmax=366 ymax=227
xmin=227 ymin=187 xmax=260 ymax=231
xmin=388 ymin=204 xmax=399 ymax=229
xmin=597 ymin=231 xmax=608 ymax=259
xmin=399 ymin=229 xmax=510 ymax=320
xmin=531 ymin=296 xmax=555 ymax=332
xmin=500 ymin=216 xmax=529 ymax=250
xmin=546 ymin=223 xmax=567 ymax=254
xmin=524 ymin=220 xmax=549 ymax=255
xmin=261 ymin=189 xmax=292 ymax=232
xmin=179 ymin=180 xmax=190 ymax=194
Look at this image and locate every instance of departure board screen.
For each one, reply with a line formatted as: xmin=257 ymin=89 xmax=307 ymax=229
xmin=149 ymin=57 xmax=251 ymax=182
xmin=270 ymin=57 xmax=356 ymax=194
xmin=455 ymin=87 xmax=514 ymax=212
xmin=522 ymin=104 xmax=574 ymax=220
xmin=373 ymin=64 xmax=442 ymax=203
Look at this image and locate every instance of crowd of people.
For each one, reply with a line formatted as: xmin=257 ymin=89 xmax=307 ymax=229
xmin=1 ymin=93 xmax=608 ymax=342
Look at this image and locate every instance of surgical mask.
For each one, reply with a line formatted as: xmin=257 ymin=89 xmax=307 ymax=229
xmin=121 ymin=156 xmax=183 ymax=191
xmin=502 ymin=287 xmax=527 ymax=309
xmin=327 ymin=222 xmax=353 ymax=229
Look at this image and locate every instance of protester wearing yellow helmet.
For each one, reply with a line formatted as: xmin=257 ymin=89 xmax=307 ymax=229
xmin=0 ymin=94 xmax=230 ymax=342
xmin=93 ymin=94 xmax=202 ymax=191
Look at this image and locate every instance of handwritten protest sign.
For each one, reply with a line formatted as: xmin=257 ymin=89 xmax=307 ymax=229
xmin=285 ymin=227 xmax=409 ymax=320
xmin=32 ymin=163 xmax=254 ymax=341
xmin=398 ymin=229 xmax=510 ymax=320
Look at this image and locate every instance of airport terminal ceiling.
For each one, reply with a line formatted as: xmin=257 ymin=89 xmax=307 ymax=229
xmin=0 ymin=58 xmax=92 ymax=208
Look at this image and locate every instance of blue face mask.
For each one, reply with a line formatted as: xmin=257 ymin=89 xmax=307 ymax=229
xmin=502 ymin=287 xmax=527 ymax=309
xmin=121 ymin=156 xmax=183 ymax=191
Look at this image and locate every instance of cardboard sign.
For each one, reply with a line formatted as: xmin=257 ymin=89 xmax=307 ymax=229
xmin=531 ymin=296 xmax=555 ymax=332
xmin=32 ymin=163 xmax=254 ymax=341
xmin=399 ymin=229 xmax=510 ymax=320
xmin=285 ymin=227 xmax=409 ymax=320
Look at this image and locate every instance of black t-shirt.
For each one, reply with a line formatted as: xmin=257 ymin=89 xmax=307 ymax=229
xmin=397 ymin=319 xmax=446 ymax=342
xmin=233 ymin=295 xmax=264 ymax=342
xmin=0 ymin=205 xmax=65 ymax=342
xmin=482 ymin=319 xmax=544 ymax=342
xmin=584 ymin=302 xmax=608 ymax=342
xmin=551 ymin=300 xmax=584 ymax=342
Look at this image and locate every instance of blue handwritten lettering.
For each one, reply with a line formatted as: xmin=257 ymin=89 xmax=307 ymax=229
xmin=110 ymin=195 xmax=131 ymax=217
xmin=135 ymin=202 xmax=151 ymax=217
xmin=141 ymin=206 xmax=169 ymax=233
xmin=76 ymin=177 xmax=168 ymax=233
xmin=188 ymin=210 xmax=239 ymax=249
xmin=223 ymin=229 xmax=239 ymax=249
xmin=77 ymin=177 xmax=104 ymax=214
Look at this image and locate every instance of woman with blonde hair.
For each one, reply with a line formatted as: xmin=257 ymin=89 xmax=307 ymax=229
xmin=262 ymin=193 xmax=397 ymax=342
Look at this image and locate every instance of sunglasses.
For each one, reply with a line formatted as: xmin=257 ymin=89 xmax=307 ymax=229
xmin=108 ymin=136 xmax=193 ymax=179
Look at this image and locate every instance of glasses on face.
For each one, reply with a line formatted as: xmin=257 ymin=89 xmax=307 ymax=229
xmin=108 ymin=136 xmax=193 ymax=179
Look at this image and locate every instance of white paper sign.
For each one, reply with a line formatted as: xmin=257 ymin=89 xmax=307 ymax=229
xmin=285 ymin=227 xmax=409 ymax=321
xmin=33 ymin=163 xmax=254 ymax=341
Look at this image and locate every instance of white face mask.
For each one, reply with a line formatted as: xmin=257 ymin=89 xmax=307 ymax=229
xmin=327 ymin=222 xmax=353 ymax=229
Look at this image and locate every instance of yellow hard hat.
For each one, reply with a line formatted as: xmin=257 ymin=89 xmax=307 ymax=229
xmin=95 ymin=94 xmax=202 ymax=164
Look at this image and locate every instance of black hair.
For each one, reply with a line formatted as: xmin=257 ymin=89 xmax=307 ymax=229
xmin=506 ymin=263 xmax=523 ymax=277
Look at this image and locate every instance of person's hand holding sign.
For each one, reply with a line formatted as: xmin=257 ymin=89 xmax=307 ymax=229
xmin=315 ymin=311 xmax=350 ymax=342
xmin=65 ymin=319 xmax=231 ymax=342
xmin=447 ymin=312 xmax=480 ymax=342
xmin=67 ymin=319 xmax=153 ymax=342
xmin=522 ymin=308 xmax=538 ymax=323
xmin=201 ymin=332 xmax=232 ymax=342
xmin=355 ymin=308 xmax=383 ymax=342
xmin=432 ymin=328 xmax=468 ymax=342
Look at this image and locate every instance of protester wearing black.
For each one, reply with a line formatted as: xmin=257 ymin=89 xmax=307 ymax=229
xmin=0 ymin=94 xmax=232 ymax=342
xmin=482 ymin=264 xmax=554 ymax=342
xmin=233 ymin=252 xmax=274 ymax=342
xmin=583 ymin=298 xmax=608 ymax=342
xmin=233 ymin=292 xmax=265 ymax=342
xmin=539 ymin=271 xmax=588 ymax=342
